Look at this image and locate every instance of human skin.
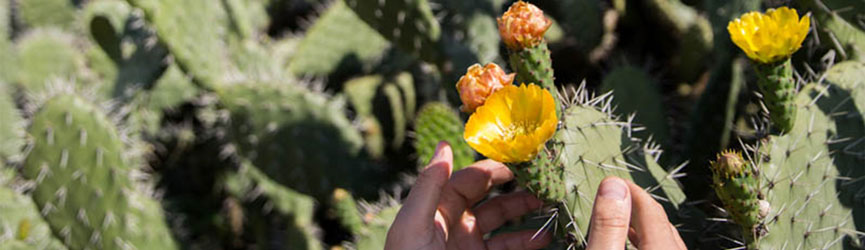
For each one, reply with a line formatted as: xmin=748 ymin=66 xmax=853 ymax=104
xmin=385 ymin=142 xmax=686 ymax=250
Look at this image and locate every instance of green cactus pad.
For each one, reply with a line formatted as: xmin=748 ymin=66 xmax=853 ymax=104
xmin=601 ymin=65 xmax=671 ymax=147
xmin=344 ymin=73 xmax=415 ymax=156
xmin=344 ymin=0 xmax=442 ymax=62
xmin=354 ymin=204 xmax=400 ymax=250
xmin=22 ymin=93 xmax=177 ymax=250
xmin=643 ymin=0 xmax=713 ymax=83
xmin=520 ymin=86 xmax=702 ymax=247
xmin=0 ymin=167 xmax=66 ymax=249
xmin=796 ymin=0 xmax=865 ymax=62
xmin=17 ymin=0 xmax=77 ymax=30
xmin=14 ymin=29 xmax=84 ymax=94
xmin=219 ymin=81 xmax=388 ymax=199
xmin=127 ymin=0 xmax=232 ymax=89
xmin=329 ymin=188 xmax=365 ymax=236
xmin=413 ymin=102 xmax=475 ymax=170
xmin=223 ymin=161 xmax=322 ymax=250
xmin=289 ymin=0 xmax=390 ymax=77
xmin=0 ymin=83 xmax=24 ymax=161
xmin=752 ymin=61 xmax=865 ymax=248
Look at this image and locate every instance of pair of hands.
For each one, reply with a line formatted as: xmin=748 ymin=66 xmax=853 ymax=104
xmin=385 ymin=142 xmax=685 ymax=250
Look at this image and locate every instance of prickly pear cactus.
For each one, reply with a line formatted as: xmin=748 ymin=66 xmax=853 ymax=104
xmin=0 ymin=163 xmax=66 ymax=249
xmin=601 ymin=65 xmax=670 ymax=148
xmin=16 ymin=0 xmax=77 ymax=30
xmin=413 ymin=102 xmax=475 ymax=170
xmin=0 ymin=83 xmax=24 ymax=162
xmin=525 ymin=86 xmax=699 ymax=247
xmin=22 ymin=92 xmax=178 ymax=250
xmin=14 ymin=29 xmax=85 ymax=94
xmin=288 ymin=0 xmax=390 ymax=77
xmin=343 ymin=73 xmax=416 ymax=155
xmin=85 ymin=0 xmax=170 ymax=98
xmin=126 ymin=0 xmax=233 ymax=89
xmin=344 ymin=0 xmax=442 ymax=62
xmin=219 ymin=81 xmax=388 ymax=200
xmin=223 ymin=161 xmax=323 ymax=250
xmin=748 ymin=61 xmax=865 ymax=248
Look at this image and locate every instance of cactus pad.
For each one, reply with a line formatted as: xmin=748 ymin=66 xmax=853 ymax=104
xmin=22 ymin=93 xmax=177 ymax=250
xmin=413 ymin=102 xmax=475 ymax=170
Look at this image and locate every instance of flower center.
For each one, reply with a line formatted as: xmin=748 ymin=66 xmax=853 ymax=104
xmin=502 ymin=120 xmax=538 ymax=141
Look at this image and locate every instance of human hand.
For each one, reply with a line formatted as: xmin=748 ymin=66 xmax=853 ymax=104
xmin=585 ymin=177 xmax=686 ymax=250
xmin=385 ymin=142 xmax=551 ymax=250
xmin=384 ymin=142 xmax=685 ymax=250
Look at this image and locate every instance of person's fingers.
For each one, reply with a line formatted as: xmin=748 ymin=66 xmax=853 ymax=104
xmin=445 ymin=211 xmax=486 ymax=250
xmin=392 ymin=142 xmax=453 ymax=230
xmin=485 ymin=230 xmax=552 ymax=250
xmin=474 ymin=191 xmax=543 ymax=233
xmin=628 ymin=182 xmax=685 ymax=250
xmin=586 ymin=177 xmax=632 ymax=250
xmin=437 ymin=160 xmax=514 ymax=227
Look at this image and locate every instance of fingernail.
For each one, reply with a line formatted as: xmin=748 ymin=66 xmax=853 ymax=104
xmin=598 ymin=178 xmax=627 ymax=201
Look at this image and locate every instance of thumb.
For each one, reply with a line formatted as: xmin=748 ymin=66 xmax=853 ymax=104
xmin=397 ymin=141 xmax=453 ymax=223
xmin=586 ymin=177 xmax=632 ymax=250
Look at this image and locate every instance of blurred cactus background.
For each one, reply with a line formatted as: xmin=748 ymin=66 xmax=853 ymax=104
xmin=0 ymin=0 xmax=864 ymax=249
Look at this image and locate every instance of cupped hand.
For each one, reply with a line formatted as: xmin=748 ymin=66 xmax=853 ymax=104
xmin=385 ymin=142 xmax=551 ymax=250
xmin=384 ymin=142 xmax=686 ymax=250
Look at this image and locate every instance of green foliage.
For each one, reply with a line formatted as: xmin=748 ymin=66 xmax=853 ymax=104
xmin=413 ymin=102 xmax=475 ymax=170
xmin=22 ymin=93 xmax=177 ymax=250
xmin=643 ymin=0 xmax=713 ymax=83
xmin=601 ymin=65 xmax=670 ymax=147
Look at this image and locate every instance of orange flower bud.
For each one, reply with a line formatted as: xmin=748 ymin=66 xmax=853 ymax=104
xmin=456 ymin=63 xmax=515 ymax=113
xmin=497 ymin=1 xmax=552 ymax=50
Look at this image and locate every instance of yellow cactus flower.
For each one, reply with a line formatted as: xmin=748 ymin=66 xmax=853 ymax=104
xmin=456 ymin=63 xmax=515 ymax=113
xmin=498 ymin=1 xmax=552 ymax=50
xmin=728 ymin=7 xmax=810 ymax=64
xmin=464 ymin=84 xmax=558 ymax=163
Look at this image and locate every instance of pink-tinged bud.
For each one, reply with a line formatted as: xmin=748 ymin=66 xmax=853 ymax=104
xmin=455 ymin=63 xmax=515 ymax=113
xmin=497 ymin=1 xmax=552 ymax=50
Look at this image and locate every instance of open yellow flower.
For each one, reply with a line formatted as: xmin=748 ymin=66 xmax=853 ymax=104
xmin=464 ymin=84 xmax=557 ymax=163
xmin=728 ymin=7 xmax=810 ymax=64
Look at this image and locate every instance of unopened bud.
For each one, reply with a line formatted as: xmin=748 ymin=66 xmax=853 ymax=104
xmin=497 ymin=1 xmax=552 ymax=50
xmin=455 ymin=63 xmax=515 ymax=113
